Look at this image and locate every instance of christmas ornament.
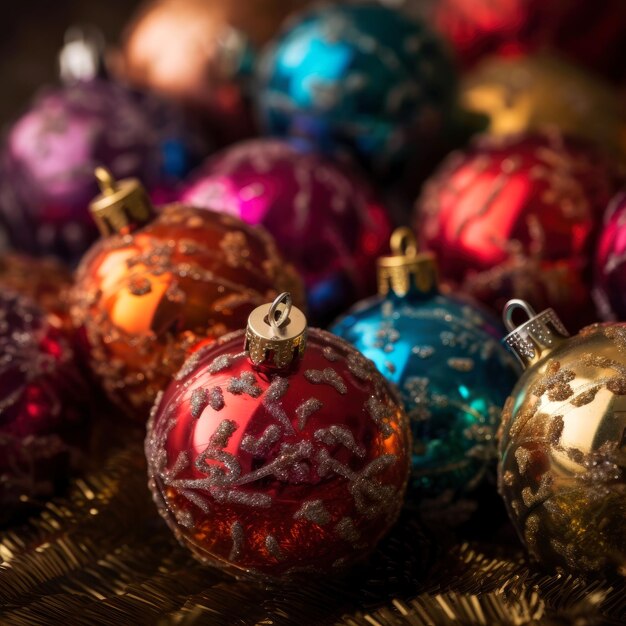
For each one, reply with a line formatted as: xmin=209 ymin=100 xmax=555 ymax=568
xmin=426 ymin=0 xmax=626 ymax=82
xmin=118 ymin=0 xmax=302 ymax=145
xmin=146 ymin=292 xmax=410 ymax=579
xmin=70 ymin=168 xmax=304 ymax=420
xmin=0 ymin=253 xmax=72 ymax=326
xmin=499 ymin=299 xmax=626 ymax=576
xmin=460 ymin=55 xmax=626 ymax=159
xmin=257 ymin=2 xmax=457 ymax=175
xmin=415 ymin=131 xmax=621 ymax=331
xmin=594 ymin=191 xmax=626 ymax=321
xmin=331 ymin=228 xmax=519 ymax=500
xmin=0 ymin=290 xmax=89 ymax=525
xmin=0 ymin=33 xmax=161 ymax=262
xmin=179 ymin=139 xmax=392 ymax=324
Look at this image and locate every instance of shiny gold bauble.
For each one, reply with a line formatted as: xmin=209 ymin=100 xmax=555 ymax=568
xmin=499 ymin=300 xmax=626 ymax=576
xmin=461 ymin=55 xmax=626 ymax=159
xmin=70 ymin=194 xmax=304 ymax=421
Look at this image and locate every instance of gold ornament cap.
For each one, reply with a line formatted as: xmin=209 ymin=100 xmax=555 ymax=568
xmin=89 ymin=167 xmax=155 ymax=237
xmin=503 ymin=299 xmax=570 ymax=368
xmin=245 ymin=293 xmax=307 ymax=370
xmin=377 ymin=228 xmax=438 ymax=297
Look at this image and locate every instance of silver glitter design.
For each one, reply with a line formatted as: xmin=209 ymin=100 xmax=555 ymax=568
xmin=180 ymin=489 xmax=211 ymax=513
xmin=166 ymin=451 xmax=190 ymax=479
xmin=322 ymin=346 xmax=340 ymax=362
xmin=215 ymin=490 xmax=272 ymax=508
xmin=209 ymin=420 xmax=238 ymax=449
xmin=365 ymin=397 xmax=394 ymax=437
xmin=447 ymin=357 xmax=475 ymax=372
xmin=208 ymin=387 xmax=225 ymax=411
xmin=293 ymin=500 xmax=332 ymax=525
xmin=229 ymin=521 xmax=244 ymax=562
xmin=174 ymin=507 xmax=194 ymax=529
xmin=190 ymin=388 xmax=208 ymax=418
xmin=314 ymin=425 xmax=366 ymax=458
xmin=295 ymin=397 xmax=323 ymax=430
xmin=404 ymin=377 xmax=432 ymax=421
xmin=335 ymin=517 xmax=360 ymax=543
xmin=262 ymin=377 xmax=293 ymax=434
xmin=346 ymin=352 xmax=375 ymax=381
xmin=265 ymin=535 xmax=284 ymax=560
xmin=240 ymin=424 xmax=282 ymax=455
xmin=304 ymin=368 xmax=347 ymax=394
xmin=208 ymin=352 xmax=245 ymax=375
xmin=227 ymin=372 xmax=262 ymax=397
xmin=412 ymin=345 xmax=435 ymax=359
xmin=174 ymin=346 xmax=211 ymax=381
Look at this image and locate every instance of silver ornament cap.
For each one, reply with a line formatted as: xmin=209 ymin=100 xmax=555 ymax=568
xmin=502 ymin=299 xmax=570 ymax=368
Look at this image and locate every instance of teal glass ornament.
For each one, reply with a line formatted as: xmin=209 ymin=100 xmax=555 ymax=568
xmin=256 ymin=2 xmax=457 ymax=175
xmin=331 ymin=228 xmax=521 ymax=500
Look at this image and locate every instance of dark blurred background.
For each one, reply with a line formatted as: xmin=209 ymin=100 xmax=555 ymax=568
xmin=0 ymin=0 xmax=142 ymax=125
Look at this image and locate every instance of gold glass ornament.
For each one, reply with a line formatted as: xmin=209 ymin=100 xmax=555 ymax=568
xmin=498 ymin=300 xmax=626 ymax=576
xmin=461 ymin=55 xmax=626 ymax=159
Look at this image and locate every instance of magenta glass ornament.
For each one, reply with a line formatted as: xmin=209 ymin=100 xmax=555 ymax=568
xmin=0 ymin=78 xmax=161 ymax=262
xmin=0 ymin=290 xmax=90 ymax=525
xmin=146 ymin=296 xmax=410 ymax=579
xmin=594 ymin=190 xmax=626 ymax=320
xmin=179 ymin=139 xmax=393 ymax=324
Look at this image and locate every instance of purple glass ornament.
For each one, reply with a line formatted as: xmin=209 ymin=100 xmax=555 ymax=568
xmin=0 ymin=78 xmax=161 ymax=262
xmin=594 ymin=190 xmax=626 ymax=320
xmin=179 ymin=139 xmax=393 ymax=324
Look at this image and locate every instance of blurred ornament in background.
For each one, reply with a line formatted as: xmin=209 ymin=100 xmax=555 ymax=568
xmin=179 ymin=139 xmax=392 ymax=324
xmin=0 ymin=28 xmax=161 ymax=263
xmin=117 ymin=0 xmax=305 ymax=145
xmin=499 ymin=299 xmax=626 ymax=577
xmin=424 ymin=0 xmax=626 ymax=82
xmin=594 ymin=190 xmax=626 ymax=321
xmin=0 ymin=290 xmax=90 ymax=526
xmin=146 ymin=293 xmax=411 ymax=578
xmin=0 ymin=254 xmax=72 ymax=327
xmin=461 ymin=55 xmax=626 ymax=160
xmin=257 ymin=2 xmax=458 ymax=176
xmin=332 ymin=228 xmax=519 ymax=506
xmin=415 ymin=131 xmax=621 ymax=331
xmin=70 ymin=168 xmax=304 ymax=420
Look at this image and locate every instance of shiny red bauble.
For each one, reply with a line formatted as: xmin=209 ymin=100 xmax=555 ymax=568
xmin=146 ymin=326 xmax=410 ymax=578
xmin=427 ymin=0 xmax=626 ymax=82
xmin=0 ymin=291 xmax=89 ymax=524
xmin=594 ymin=191 xmax=626 ymax=321
xmin=415 ymin=131 xmax=621 ymax=330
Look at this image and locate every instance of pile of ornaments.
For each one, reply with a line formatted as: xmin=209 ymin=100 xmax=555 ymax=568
xmin=1 ymin=0 xmax=626 ymax=582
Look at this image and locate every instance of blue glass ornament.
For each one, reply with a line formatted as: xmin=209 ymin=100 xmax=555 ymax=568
xmin=331 ymin=228 xmax=521 ymax=499
xmin=257 ymin=2 xmax=457 ymax=174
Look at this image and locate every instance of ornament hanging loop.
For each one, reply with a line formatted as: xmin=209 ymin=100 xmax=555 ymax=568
xmin=268 ymin=292 xmax=292 ymax=332
xmin=502 ymin=299 xmax=570 ymax=369
xmin=390 ymin=227 xmax=418 ymax=258
xmin=503 ymin=299 xmax=538 ymax=333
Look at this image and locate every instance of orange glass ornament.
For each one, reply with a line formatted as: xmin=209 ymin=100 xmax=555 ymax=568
xmin=70 ymin=168 xmax=304 ymax=420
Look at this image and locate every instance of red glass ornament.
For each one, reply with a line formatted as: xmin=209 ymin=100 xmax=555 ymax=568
xmin=146 ymin=300 xmax=410 ymax=579
xmin=427 ymin=0 xmax=626 ymax=82
xmin=415 ymin=131 xmax=621 ymax=330
xmin=71 ymin=172 xmax=304 ymax=420
xmin=594 ymin=191 xmax=626 ymax=321
xmin=0 ymin=291 xmax=89 ymax=524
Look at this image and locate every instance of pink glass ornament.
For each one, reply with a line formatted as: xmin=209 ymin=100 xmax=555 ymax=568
xmin=179 ymin=139 xmax=393 ymax=323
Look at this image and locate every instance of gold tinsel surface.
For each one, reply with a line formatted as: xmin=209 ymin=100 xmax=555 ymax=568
xmin=0 ymin=440 xmax=624 ymax=626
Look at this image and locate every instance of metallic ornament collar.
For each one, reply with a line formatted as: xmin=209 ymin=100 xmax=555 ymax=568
xmin=502 ymin=299 xmax=570 ymax=368
xmin=89 ymin=167 xmax=155 ymax=237
xmin=377 ymin=228 xmax=438 ymax=298
xmin=245 ymin=292 xmax=307 ymax=370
